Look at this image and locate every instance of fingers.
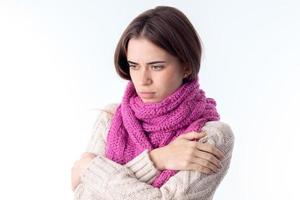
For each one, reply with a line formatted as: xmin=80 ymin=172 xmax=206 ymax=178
xmin=196 ymin=143 xmax=225 ymax=160
xmin=193 ymin=156 xmax=221 ymax=172
xmin=80 ymin=152 xmax=96 ymax=159
xmin=180 ymin=131 xmax=206 ymax=140
xmin=71 ymin=163 xmax=80 ymax=191
xmin=189 ymin=156 xmax=222 ymax=174
xmin=189 ymin=163 xmax=213 ymax=174
xmin=194 ymin=150 xmax=222 ymax=169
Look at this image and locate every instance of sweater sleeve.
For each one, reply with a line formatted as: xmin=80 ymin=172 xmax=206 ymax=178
xmin=77 ymin=121 xmax=235 ymax=200
xmin=83 ymin=103 xmax=159 ymax=182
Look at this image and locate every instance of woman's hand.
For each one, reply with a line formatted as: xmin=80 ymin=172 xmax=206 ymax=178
xmin=71 ymin=152 xmax=97 ymax=191
xmin=149 ymin=131 xmax=225 ymax=174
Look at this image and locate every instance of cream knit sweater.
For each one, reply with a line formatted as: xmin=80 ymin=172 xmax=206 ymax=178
xmin=73 ymin=103 xmax=234 ymax=200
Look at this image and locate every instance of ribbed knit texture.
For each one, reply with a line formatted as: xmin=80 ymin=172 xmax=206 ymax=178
xmin=75 ymin=105 xmax=235 ymax=200
xmin=84 ymin=105 xmax=160 ymax=184
xmin=105 ymin=79 xmax=220 ymax=188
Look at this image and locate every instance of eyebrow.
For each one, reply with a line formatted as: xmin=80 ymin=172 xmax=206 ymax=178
xmin=127 ymin=60 xmax=166 ymax=65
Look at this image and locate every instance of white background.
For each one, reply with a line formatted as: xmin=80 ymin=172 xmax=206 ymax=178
xmin=0 ymin=0 xmax=299 ymax=199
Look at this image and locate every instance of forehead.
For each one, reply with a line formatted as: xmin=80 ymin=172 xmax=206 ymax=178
xmin=127 ymin=37 xmax=170 ymax=61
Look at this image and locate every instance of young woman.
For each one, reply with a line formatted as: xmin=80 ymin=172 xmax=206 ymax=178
xmin=71 ymin=6 xmax=234 ymax=200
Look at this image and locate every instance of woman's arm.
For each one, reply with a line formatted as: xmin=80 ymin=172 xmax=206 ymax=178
xmin=73 ymin=104 xmax=160 ymax=189
xmin=77 ymin=121 xmax=234 ymax=200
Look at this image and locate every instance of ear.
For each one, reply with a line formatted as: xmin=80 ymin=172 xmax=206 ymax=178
xmin=183 ymin=66 xmax=191 ymax=77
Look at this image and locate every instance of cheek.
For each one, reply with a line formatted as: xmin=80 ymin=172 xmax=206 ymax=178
xmin=155 ymin=73 xmax=182 ymax=94
xmin=164 ymin=71 xmax=183 ymax=86
xmin=129 ymin=71 xmax=138 ymax=84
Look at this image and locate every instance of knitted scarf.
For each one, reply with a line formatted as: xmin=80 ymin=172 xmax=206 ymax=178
xmin=105 ymin=78 xmax=220 ymax=188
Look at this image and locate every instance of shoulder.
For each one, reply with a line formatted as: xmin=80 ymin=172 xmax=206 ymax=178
xmin=89 ymin=103 xmax=119 ymax=144
xmin=93 ymin=103 xmax=119 ymax=121
xmin=89 ymin=103 xmax=119 ymax=133
xmin=203 ymin=121 xmax=234 ymax=138
xmin=101 ymin=103 xmax=119 ymax=115
xmin=200 ymin=121 xmax=235 ymax=152
xmin=103 ymin=103 xmax=119 ymax=114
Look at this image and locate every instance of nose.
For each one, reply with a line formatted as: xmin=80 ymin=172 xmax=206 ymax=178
xmin=140 ymin=67 xmax=152 ymax=85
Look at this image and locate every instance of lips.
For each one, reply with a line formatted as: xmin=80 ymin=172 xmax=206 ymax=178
xmin=138 ymin=92 xmax=155 ymax=99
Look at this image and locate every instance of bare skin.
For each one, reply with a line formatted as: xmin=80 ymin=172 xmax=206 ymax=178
xmin=127 ymin=37 xmax=190 ymax=103
xmin=71 ymin=131 xmax=224 ymax=191
xmin=149 ymin=131 xmax=224 ymax=174
xmin=71 ymin=37 xmax=224 ymax=191
xmin=71 ymin=152 xmax=96 ymax=191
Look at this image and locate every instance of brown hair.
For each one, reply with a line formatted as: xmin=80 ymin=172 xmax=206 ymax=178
xmin=114 ymin=6 xmax=202 ymax=83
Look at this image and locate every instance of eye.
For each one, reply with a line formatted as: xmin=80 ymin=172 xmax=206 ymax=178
xmin=151 ymin=65 xmax=164 ymax=70
xmin=129 ymin=64 xmax=138 ymax=70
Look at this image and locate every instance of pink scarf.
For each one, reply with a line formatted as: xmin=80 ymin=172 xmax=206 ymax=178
xmin=105 ymin=78 xmax=220 ymax=188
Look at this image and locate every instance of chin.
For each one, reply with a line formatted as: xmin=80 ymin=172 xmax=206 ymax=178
xmin=141 ymin=98 xmax=160 ymax=103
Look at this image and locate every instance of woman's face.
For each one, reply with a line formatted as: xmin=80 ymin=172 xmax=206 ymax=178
xmin=127 ymin=37 xmax=187 ymax=103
